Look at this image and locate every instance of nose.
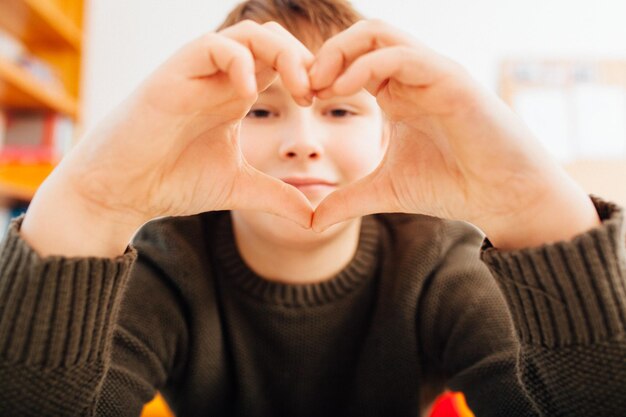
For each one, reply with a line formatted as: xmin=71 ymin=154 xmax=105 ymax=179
xmin=278 ymin=115 xmax=324 ymax=161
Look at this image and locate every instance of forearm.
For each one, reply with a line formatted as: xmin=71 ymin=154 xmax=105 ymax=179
xmin=480 ymin=194 xmax=626 ymax=415
xmin=20 ymin=172 xmax=144 ymax=258
xmin=480 ymin=174 xmax=601 ymax=250
xmin=0 ymin=212 xmax=139 ymax=416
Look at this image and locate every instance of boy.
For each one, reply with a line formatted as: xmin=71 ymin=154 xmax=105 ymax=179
xmin=1 ymin=0 xmax=625 ymax=416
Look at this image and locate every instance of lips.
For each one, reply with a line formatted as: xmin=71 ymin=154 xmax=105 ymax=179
xmin=280 ymin=177 xmax=338 ymax=187
xmin=279 ymin=177 xmax=338 ymax=205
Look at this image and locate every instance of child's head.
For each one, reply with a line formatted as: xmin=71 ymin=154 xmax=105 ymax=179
xmin=220 ymin=0 xmax=388 ymax=247
xmin=217 ymin=0 xmax=364 ymax=53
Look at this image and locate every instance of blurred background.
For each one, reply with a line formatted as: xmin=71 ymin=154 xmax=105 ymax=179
xmin=0 ymin=1 xmax=624 ymax=414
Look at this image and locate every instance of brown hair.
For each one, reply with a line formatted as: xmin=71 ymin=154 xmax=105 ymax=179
xmin=216 ymin=0 xmax=365 ymax=51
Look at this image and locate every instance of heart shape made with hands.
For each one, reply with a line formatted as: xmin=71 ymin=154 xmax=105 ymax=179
xmin=252 ymin=19 xmax=575 ymax=245
xmin=219 ymin=19 xmax=457 ymax=232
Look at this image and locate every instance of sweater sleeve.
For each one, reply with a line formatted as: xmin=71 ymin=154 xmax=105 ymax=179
xmin=0 ymin=214 xmax=184 ymax=416
xmin=479 ymin=194 xmax=626 ymax=416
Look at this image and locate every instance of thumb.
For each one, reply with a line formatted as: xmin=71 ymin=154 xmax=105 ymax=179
xmin=231 ymin=165 xmax=313 ymax=229
xmin=312 ymin=169 xmax=400 ymax=233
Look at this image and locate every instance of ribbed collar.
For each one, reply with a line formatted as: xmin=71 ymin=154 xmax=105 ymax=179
xmin=212 ymin=212 xmax=380 ymax=308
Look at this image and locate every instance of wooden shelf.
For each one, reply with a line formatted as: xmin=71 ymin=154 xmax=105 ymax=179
xmin=0 ymin=0 xmax=83 ymax=203
xmin=0 ymin=0 xmax=82 ymax=51
xmin=0 ymin=54 xmax=78 ymax=116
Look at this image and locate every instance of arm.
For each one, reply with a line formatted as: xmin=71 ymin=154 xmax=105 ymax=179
xmin=94 ymin=246 xmax=189 ymax=416
xmin=421 ymin=195 xmax=626 ymax=417
xmin=479 ymin=194 xmax=626 ymax=416
xmin=0 ymin=215 xmax=187 ymax=416
xmin=0 ymin=213 xmax=139 ymax=416
xmin=304 ymin=18 xmax=625 ymax=415
xmin=1 ymin=19 xmax=318 ymax=416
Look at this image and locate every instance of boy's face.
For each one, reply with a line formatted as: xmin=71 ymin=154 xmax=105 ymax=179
xmin=234 ymin=77 xmax=387 ymax=244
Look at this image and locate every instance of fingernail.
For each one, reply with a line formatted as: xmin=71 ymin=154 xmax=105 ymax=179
xmin=294 ymin=95 xmax=309 ymax=107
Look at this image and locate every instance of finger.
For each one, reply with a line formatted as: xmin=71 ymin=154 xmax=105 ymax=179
xmin=315 ymin=46 xmax=444 ymax=99
xmin=220 ymin=20 xmax=314 ymax=103
xmin=309 ymin=19 xmax=416 ymax=91
xmin=261 ymin=21 xmax=315 ymax=68
xmin=230 ymin=164 xmax=314 ymax=229
xmin=261 ymin=21 xmax=316 ymax=105
xmin=175 ymin=33 xmax=258 ymax=97
xmin=312 ymin=168 xmax=401 ymax=233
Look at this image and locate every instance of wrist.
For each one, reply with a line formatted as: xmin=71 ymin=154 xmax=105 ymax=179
xmin=20 ymin=175 xmax=144 ymax=258
xmin=480 ymin=182 xmax=601 ymax=251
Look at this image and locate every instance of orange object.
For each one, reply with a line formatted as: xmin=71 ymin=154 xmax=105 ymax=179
xmin=138 ymin=391 xmax=474 ymax=417
xmin=140 ymin=392 xmax=175 ymax=417
xmin=138 ymin=390 xmax=476 ymax=417
xmin=0 ymin=161 xmax=55 ymax=200
xmin=0 ymin=0 xmax=83 ymax=115
xmin=429 ymin=392 xmax=475 ymax=417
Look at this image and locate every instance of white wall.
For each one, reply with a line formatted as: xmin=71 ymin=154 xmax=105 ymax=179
xmin=81 ymin=0 xmax=626 ymax=130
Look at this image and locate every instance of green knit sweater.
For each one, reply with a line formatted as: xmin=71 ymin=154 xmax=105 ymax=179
xmin=0 ymin=195 xmax=624 ymax=417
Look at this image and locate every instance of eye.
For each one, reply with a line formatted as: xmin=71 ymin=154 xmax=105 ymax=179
xmin=245 ymin=109 xmax=275 ymax=119
xmin=327 ymin=108 xmax=355 ymax=118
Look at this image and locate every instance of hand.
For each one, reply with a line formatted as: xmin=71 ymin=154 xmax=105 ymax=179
xmin=50 ymin=20 xmax=316 ymax=229
xmin=309 ymin=20 xmax=599 ymax=248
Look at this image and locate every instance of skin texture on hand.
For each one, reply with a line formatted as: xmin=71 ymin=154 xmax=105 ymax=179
xmin=20 ymin=18 xmax=601 ymax=258
xmin=305 ymin=19 xmax=600 ymax=249
xmin=20 ymin=21 xmax=322 ymax=258
xmin=65 ymin=20 xmax=318 ymax=228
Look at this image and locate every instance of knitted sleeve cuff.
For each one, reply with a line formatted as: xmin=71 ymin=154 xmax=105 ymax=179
xmin=480 ymin=194 xmax=626 ymax=347
xmin=0 ymin=214 xmax=138 ymax=369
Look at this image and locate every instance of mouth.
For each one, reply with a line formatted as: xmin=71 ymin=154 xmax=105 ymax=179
xmin=280 ymin=177 xmax=338 ymax=187
xmin=280 ymin=177 xmax=338 ymax=195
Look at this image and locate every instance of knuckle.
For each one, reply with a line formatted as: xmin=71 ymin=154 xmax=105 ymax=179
xmin=363 ymin=18 xmax=387 ymax=31
xmin=262 ymin=20 xmax=284 ymax=30
xmin=353 ymin=19 xmax=369 ymax=29
xmin=317 ymin=35 xmax=339 ymax=54
xmin=237 ymin=19 xmax=259 ymax=31
xmin=394 ymin=45 xmax=413 ymax=56
xmin=200 ymin=31 xmax=219 ymax=46
xmin=203 ymin=33 xmax=230 ymax=54
xmin=231 ymin=47 xmax=253 ymax=67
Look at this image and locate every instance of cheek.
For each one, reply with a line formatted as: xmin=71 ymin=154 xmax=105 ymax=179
xmin=239 ymin=127 xmax=275 ymax=169
xmin=332 ymin=129 xmax=385 ymax=183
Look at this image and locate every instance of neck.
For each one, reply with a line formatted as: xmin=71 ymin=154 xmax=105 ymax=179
xmin=230 ymin=214 xmax=362 ymax=284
